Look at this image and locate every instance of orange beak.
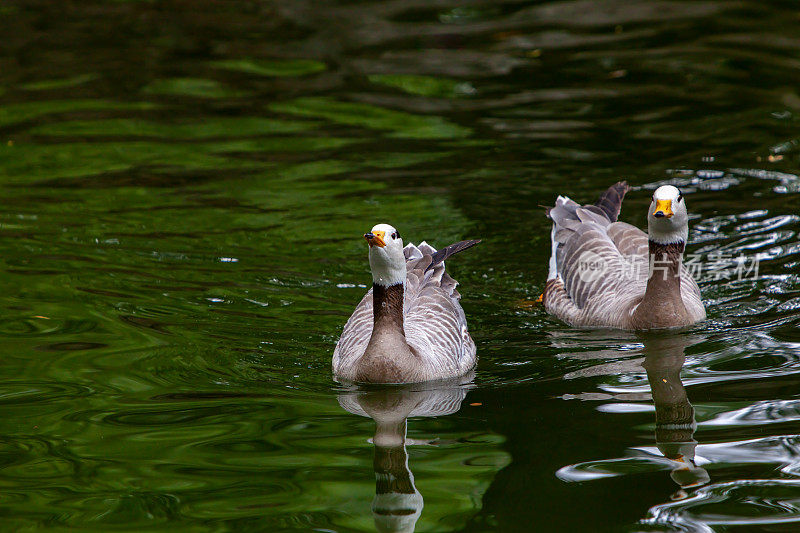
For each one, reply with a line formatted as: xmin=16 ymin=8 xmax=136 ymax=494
xmin=364 ymin=230 xmax=386 ymax=247
xmin=653 ymin=199 xmax=674 ymax=218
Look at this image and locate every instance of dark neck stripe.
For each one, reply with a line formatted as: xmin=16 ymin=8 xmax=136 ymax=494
xmin=372 ymin=283 xmax=404 ymax=331
xmin=644 ymin=239 xmax=686 ymax=297
xmin=648 ymin=240 xmax=686 ymax=276
xmin=648 ymin=239 xmax=686 ymax=254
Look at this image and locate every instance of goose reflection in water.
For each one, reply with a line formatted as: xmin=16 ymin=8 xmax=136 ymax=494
xmin=337 ymin=375 xmax=472 ymax=533
xmin=556 ymin=333 xmax=709 ymax=498
xmin=642 ymin=335 xmax=710 ymax=498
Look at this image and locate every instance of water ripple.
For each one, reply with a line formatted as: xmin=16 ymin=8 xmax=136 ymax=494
xmin=646 ymin=479 xmax=800 ymax=530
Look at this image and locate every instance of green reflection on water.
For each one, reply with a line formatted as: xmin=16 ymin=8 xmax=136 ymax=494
xmin=19 ymin=74 xmax=100 ymax=92
xmin=31 ymin=117 xmax=318 ymax=138
xmin=0 ymin=138 xmax=358 ymax=182
xmin=270 ymin=97 xmax=472 ymax=139
xmin=210 ymin=58 xmax=327 ymax=77
xmin=0 ymin=99 xmax=481 ymax=525
xmin=369 ymin=74 xmax=476 ymax=98
xmin=0 ymin=142 xmax=252 ymax=182
xmin=0 ymin=100 xmax=158 ymax=128
xmin=143 ymin=78 xmax=251 ymax=99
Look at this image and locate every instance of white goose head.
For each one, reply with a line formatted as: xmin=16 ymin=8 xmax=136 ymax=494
xmin=647 ymin=185 xmax=689 ymax=245
xmin=364 ymin=223 xmax=406 ymax=287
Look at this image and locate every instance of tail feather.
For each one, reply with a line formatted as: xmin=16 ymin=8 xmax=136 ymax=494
xmin=545 ymin=181 xmax=629 ymax=281
xmin=592 ymin=181 xmax=629 ymax=222
xmin=425 ymin=239 xmax=481 ymax=272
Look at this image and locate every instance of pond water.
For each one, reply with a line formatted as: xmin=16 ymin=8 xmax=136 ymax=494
xmin=0 ymin=1 xmax=799 ymax=531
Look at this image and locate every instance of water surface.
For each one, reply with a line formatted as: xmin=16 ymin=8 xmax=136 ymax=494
xmin=0 ymin=1 xmax=799 ymax=531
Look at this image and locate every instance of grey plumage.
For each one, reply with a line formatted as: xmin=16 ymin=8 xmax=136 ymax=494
xmin=592 ymin=181 xmax=629 ymax=222
xmin=425 ymin=239 xmax=481 ymax=272
xmin=333 ymin=241 xmax=477 ymax=383
xmin=543 ymin=182 xmax=705 ymax=329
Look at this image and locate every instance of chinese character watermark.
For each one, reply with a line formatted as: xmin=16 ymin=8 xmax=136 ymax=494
xmin=576 ymin=249 xmax=760 ymax=283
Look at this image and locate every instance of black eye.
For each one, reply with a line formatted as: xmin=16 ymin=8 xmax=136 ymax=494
xmin=391 ymin=231 xmax=399 ymax=239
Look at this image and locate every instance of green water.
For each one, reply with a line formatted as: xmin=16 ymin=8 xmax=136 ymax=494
xmin=0 ymin=1 xmax=799 ymax=531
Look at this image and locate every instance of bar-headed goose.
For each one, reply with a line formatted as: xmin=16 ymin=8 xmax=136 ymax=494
xmin=542 ymin=182 xmax=705 ymax=329
xmin=333 ymin=224 xmax=480 ymax=383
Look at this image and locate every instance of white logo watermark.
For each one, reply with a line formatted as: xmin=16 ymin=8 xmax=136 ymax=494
xmin=576 ymin=250 xmax=607 ymax=283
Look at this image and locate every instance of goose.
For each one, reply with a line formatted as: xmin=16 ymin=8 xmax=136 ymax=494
xmin=333 ymin=223 xmax=480 ymax=383
xmin=542 ymin=182 xmax=705 ymax=329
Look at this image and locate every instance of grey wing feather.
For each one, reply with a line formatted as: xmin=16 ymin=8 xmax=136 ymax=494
xmin=425 ymin=239 xmax=481 ymax=272
xmin=404 ymin=241 xmax=476 ymax=377
xmin=561 ymin=223 xmax=644 ymax=308
xmin=593 ymin=181 xmax=630 ymax=222
xmin=607 ymin=221 xmax=648 ymax=258
xmin=680 ymin=268 xmax=705 ymax=321
xmin=544 ymin=182 xmax=644 ymax=327
xmin=331 ymin=290 xmax=373 ymax=375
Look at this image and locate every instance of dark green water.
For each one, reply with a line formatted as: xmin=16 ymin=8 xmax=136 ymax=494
xmin=0 ymin=1 xmax=799 ymax=531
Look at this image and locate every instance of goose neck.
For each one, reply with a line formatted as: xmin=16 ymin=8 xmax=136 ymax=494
xmin=372 ymin=282 xmax=405 ymax=332
xmin=646 ymin=240 xmax=685 ymax=289
xmin=632 ymin=240 xmax=689 ymax=328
